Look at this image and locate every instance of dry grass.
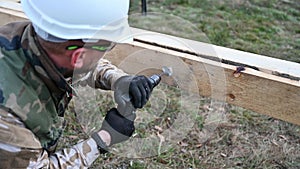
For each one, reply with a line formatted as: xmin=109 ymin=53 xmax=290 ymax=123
xmin=58 ymin=0 xmax=300 ymax=168
xmin=59 ymin=85 xmax=300 ymax=169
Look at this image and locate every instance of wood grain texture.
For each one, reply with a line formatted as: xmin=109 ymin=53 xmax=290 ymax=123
xmin=105 ymin=42 xmax=300 ymax=125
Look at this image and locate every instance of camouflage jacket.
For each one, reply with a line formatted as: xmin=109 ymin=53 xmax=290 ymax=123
xmin=0 ymin=21 xmax=127 ymax=168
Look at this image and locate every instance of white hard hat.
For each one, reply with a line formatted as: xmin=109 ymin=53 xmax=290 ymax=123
xmin=21 ymin=0 xmax=132 ymax=43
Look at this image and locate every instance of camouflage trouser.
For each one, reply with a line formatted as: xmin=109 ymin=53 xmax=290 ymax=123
xmin=0 ymin=109 xmax=100 ymax=169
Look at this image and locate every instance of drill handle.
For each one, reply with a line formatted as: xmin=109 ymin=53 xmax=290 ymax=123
xmin=115 ymin=74 xmax=162 ymax=117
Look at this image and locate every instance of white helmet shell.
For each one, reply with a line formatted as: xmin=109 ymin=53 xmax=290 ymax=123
xmin=21 ymin=0 xmax=132 ymax=42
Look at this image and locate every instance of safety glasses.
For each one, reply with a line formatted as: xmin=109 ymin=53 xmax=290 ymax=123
xmin=66 ymin=42 xmax=116 ymax=52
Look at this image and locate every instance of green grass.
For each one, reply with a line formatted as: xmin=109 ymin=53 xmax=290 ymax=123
xmin=130 ymin=0 xmax=300 ymax=63
xmin=59 ymin=1 xmax=300 ymax=168
xmin=61 ymin=87 xmax=300 ymax=169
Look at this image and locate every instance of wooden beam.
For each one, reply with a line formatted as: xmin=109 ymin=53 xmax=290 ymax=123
xmin=0 ymin=0 xmax=26 ymax=25
xmin=105 ymin=42 xmax=300 ymax=125
xmin=130 ymin=28 xmax=300 ymax=80
xmin=1 ymin=1 xmax=300 ymax=125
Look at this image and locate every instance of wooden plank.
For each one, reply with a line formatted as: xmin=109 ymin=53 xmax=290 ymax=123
xmin=1 ymin=2 xmax=300 ymax=125
xmin=105 ymin=42 xmax=300 ymax=125
xmin=131 ymin=28 xmax=300 ymax=80
xmin=0 ymin=0 xmax=26 ymax=25
xmin=1 ymin=0 xmax=20 ymax=3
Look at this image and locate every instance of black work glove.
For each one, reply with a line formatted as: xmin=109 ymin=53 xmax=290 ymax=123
xmin=100 ymin=108 xmax=135 ymax=145
xmin=113 ymin=75 xmax=153 ymax=109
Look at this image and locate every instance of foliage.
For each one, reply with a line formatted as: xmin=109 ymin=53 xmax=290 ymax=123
xmin=130 ymin=0 xmax=300 ymax=63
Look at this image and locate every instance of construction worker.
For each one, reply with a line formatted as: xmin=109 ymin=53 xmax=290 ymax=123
xmin=0 ymin=0 xmax=153 ymax=168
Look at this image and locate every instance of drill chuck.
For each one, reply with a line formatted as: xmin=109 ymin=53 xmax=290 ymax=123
xmin=149 ymin=74 xmax=161 ymax=88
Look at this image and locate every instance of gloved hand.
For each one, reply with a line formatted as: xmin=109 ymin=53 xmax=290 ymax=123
xmin=100 ymin=108 xmax=135 ymax=145
xmin=113 ymin=75 xmax=153 ymax=109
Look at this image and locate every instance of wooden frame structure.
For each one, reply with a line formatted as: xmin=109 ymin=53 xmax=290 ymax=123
xmin=1 ymin=0 xmax=299 ymax=125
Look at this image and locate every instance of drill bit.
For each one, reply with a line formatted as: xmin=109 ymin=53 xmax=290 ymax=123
xmin=149 ymin=66 xmax=172 ymax=87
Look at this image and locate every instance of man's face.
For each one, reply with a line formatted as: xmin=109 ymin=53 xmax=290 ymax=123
xmin=68 ymin=40 xmax=116 ymax=74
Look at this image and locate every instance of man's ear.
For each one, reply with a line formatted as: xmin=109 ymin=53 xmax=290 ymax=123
xmin=70 ymin=48 xmax=85 ymax=69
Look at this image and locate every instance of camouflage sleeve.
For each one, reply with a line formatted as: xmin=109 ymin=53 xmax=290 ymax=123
xmin=77 ymin=58 xmax=128 ymax=90
xmin=0 ymin=108 xmax=100 ymax=169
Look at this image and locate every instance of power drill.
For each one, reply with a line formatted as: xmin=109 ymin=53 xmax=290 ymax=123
xmin=115 ymin=67 xmax=172 ymax=118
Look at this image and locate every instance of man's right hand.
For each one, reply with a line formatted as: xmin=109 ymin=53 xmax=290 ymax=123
xmin=100 ymin=108 xmax=135 ymax=146
xmin=113 ymin=75 xmax=153 ymax=109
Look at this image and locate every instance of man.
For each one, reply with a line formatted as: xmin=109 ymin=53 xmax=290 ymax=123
xmin=0 ymin=0 xmax=153 ymax=168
